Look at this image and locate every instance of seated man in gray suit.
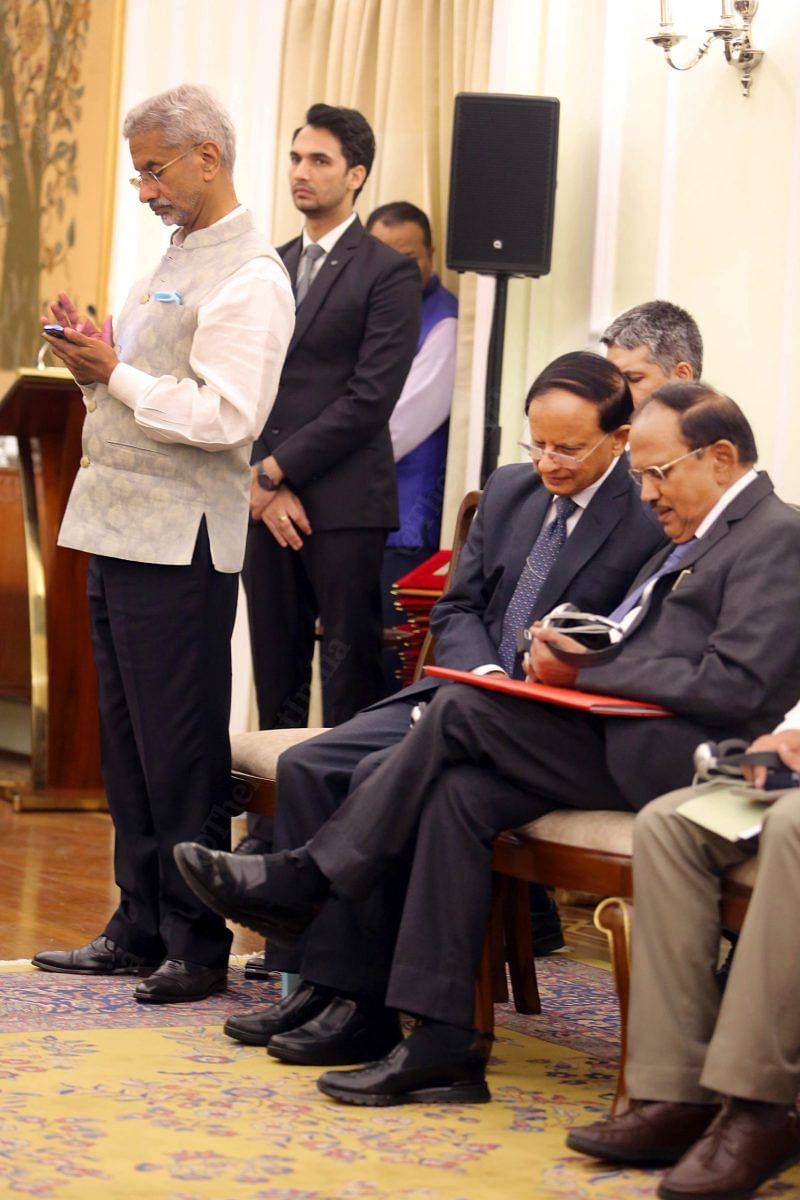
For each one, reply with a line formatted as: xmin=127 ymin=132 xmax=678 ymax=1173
xmin=568 ymin=709 xmax=800 ymax=1200
xmin=175 ymin=383 xmax=800 ymax=1105
xmin=226 ymin=351 xmax=665 ymax=1050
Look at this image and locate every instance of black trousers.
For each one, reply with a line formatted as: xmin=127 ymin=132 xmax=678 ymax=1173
xmin=305 ymin=683 xmax=634 ymax=1026
xmin=242 ymin=522 xmax=387 ymax=731
xmin=89 ymin=522 xmax=235 ymax=968
xmin=264 ymin=690 xmax=421 ymax=990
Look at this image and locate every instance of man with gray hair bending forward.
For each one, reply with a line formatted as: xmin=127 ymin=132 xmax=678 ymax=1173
xmin=33 ymin=84 xmax=294 ymax=1002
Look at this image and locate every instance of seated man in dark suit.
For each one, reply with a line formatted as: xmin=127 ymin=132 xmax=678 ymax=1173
xmin=566 ymin=708 xmax=800 ymax=1200
xmin=176 ymin=383 xmax=800 ymax=1106
xmin=194 ymin=350 xmax=663 ymax=1047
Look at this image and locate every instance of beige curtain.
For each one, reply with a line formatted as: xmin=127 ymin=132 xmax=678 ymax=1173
xmin=272 ymin=0 xmax=494 ymax=539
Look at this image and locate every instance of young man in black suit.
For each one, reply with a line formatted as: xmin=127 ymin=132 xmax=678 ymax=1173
xmin=210 ymin=352 xmax=664 ymax=1051
xmin=242 ymin=104 xmax=420 ymax=768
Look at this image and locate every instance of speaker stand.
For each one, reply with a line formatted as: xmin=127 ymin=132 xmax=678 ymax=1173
xmin=481 ymin=273 xmax=509 ymax=486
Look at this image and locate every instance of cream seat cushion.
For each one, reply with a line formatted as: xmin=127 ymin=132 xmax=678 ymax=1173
xmin=231 ymin=728 xmax=330 ymax=781
xmin=510 ymin=808 xmax=759 ymax=886
xmin=229 ymin=739 xmax=761 ymax=891
xmin=512 ymin=810 xmax=635 ymax=856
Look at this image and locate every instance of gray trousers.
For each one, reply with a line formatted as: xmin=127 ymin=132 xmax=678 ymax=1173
xmin=626 ymin=787 xmax=800 ymax=1105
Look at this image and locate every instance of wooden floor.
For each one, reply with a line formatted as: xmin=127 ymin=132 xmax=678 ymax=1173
xmin=0 ymin=795 xmax=263 ymax=961
xmin=0 ymin=777 xmax=609 ymax=966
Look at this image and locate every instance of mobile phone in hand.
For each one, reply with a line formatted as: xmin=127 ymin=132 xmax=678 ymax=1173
xmin=740 ymin=749 xmax=800 ymax=791
xmin=43 ymin=324 xmax=67 ymax=339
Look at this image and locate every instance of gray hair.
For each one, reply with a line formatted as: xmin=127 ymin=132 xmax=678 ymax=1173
xmin=601 ymin=300 xmax=703 ymax=378
xmin=122 ymin=84 xmax=236 ymax=171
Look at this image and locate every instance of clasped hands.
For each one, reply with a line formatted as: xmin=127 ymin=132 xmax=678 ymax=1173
xmin=249 ymin=469 xmax=312 ymax=550
xmin=41 ymin=292 xmax=117 ymax=385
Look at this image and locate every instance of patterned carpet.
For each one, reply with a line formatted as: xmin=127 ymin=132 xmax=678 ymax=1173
xmin=2 ymin=957 xmax=798 ymax=1199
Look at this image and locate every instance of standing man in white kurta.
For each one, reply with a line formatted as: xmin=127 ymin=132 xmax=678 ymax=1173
xmin=32 ymin=85 xmax=294 ymax=1003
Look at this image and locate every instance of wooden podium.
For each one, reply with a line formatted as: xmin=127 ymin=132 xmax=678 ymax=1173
xmin=0 ymin=368 xmax=105 ymax=811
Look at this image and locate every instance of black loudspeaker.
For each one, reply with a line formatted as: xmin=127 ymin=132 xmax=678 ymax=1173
xmin=446 ymin=93 xmax=560 ymax=277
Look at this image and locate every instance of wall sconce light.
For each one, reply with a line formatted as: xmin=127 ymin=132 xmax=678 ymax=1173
xmin=648 ymin=1 xmax=763 ymax=97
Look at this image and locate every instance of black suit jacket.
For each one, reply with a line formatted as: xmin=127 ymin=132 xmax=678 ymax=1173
xmin=252 ymin=217 xmax=421 ymax=531
xmin=369 ymin=455 xmax=667 ymax=707
xmin=580 ymin=473 xmax=800 ymax=807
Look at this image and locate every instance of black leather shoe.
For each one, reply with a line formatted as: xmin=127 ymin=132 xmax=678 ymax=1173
xmin=133 ymin=958 xmax=227 ymax=1004
xmin=223 ymin=981 xmax=332 ymax=1046
xmin=268 ymin=996 xmax=403 ymax=1066
xmin=243 ymin=952 xmax=274 ymax=981
xmin=173 ymin=842 xmax=326 ymax=944
xmin=529 ymin=888 xmax=566 ymax=956
xmin=32 ymin=936 xmax=158 ymax=976
xmin=316 ymin=1023 xmax=490 ymax=1106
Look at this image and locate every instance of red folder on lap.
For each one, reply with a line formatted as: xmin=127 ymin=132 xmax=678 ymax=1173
xmin=423 ymin=666 xmax=671 ymax=717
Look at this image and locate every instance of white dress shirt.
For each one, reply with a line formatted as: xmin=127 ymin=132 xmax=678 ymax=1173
xmin=775 ymin=700 xmax=800 ymax=734
xmin=692 ymin=467 xmax=759 ymax=539
xmin=102 ymin=207 xmax=295 ymax=452
xmin=389 ymin=317 xmax=458 ymax=461
xmin=300 ymin=211 xmax=357 ymax=287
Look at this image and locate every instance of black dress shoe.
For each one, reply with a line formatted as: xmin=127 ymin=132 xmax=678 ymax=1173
xmin=32 ymin=936 xmax=158 ymax=976
xmin=529 ymin=888 xmax=566 ymax=956
xmin=316 ymin=1023 xmax=490 ymax=1106
xmin=268 ymin=996 xmax=403 ymax=1066
xmin=173 ymin=842 xmax=327 ymax=944
xmin=243 ymin=952 xmax=274 ymax=981
xmin=223 ymin=981 xmax=332 ymax=1046
xmin=133 ymin=958 xmax=227 ymax=1004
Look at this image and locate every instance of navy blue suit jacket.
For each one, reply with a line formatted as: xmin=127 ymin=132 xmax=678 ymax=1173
xmin=252 ymin=218 xmax=420 ymax=532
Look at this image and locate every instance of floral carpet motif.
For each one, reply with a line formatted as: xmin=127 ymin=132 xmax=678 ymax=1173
xmin=1 ymin=958 xmax=798 ymax=1199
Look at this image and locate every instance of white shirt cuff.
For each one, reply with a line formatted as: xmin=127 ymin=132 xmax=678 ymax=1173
xmin=473 ymin=664 xmax=507 ymax=676
xmin=108 ymin=361 xmax=153 ymax=410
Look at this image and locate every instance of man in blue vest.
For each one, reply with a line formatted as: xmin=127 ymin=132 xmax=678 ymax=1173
xmin=365 ymin=202 xmax=458 ymax=694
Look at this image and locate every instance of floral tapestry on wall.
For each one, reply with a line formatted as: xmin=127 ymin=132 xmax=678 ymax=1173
xmin=0 ymin=0 xmax=124 ymax=369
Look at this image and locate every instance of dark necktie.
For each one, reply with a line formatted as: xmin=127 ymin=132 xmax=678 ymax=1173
xmin=498 ymin=495 xmax=578 ymax=676
xmin=609 ymin=539 xmax=694 ymax=624
xmin=294 ymin=242 xmax=325 ymax=307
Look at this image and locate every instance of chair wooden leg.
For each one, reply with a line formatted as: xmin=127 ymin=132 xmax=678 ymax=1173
xmin=473 ymin=876 xmax=506 ymax=1056
xmin=594 ymin=896 xmax=634 ymax=1115
xmin=474 ymin=921 xmax=496 ymax=1058
xmin=490 ymin=873 xmax=509 ymax=1003
xmin=503 ymin=877 xmax=541 ymax=1015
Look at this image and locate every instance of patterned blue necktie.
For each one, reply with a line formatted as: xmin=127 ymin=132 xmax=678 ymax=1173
xmin=609 ymin=538 xmax=694 ymax=624
xmin=498 ymin=495 xmax=577 ymax=676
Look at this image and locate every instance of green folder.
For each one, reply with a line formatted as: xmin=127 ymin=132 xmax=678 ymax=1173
xmin=676 ymin=784 xmax=774 ymax=842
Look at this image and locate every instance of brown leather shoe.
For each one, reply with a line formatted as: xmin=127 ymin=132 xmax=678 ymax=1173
xmin=566 ymin=1100 xmax=720 ymax=1165
xmin=658 ymin=1099 xmax=800 ymax=1199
